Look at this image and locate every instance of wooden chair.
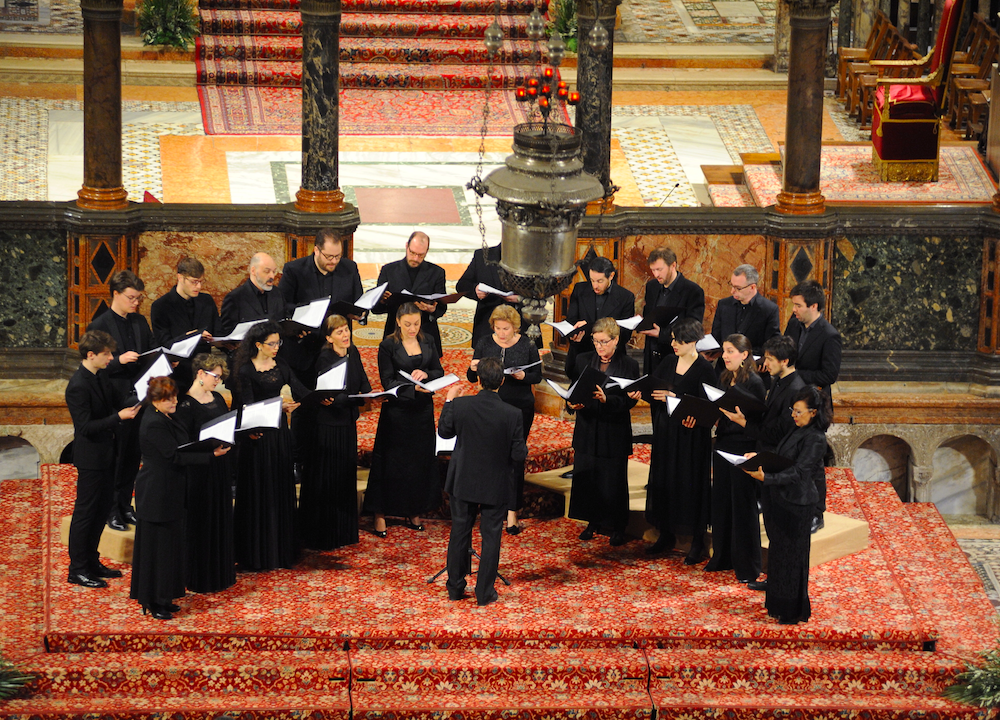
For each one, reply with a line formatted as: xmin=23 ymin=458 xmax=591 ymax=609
xmin=858 ymin=40 xmax=923 ymax=130
xmin=845 ymin=26 xmax=908 ymax=116
xmin=945 ymin=21 xmax=998 ymax=130
xmin=870 ymin=0 xmax=966 ymax=181
xmin=837 ymin=12 xmax=891 ymax=100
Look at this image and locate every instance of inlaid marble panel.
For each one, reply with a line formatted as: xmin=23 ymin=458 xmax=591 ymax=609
xmin=832 ymin=234 xmax=981 ymax=351
xmin=0 ymin=229 xmax=66 ymax=348
xmin=137 ymin=231 xmax=288 ymax=323
xmin=621 ymin=233 xmax=767 ymax=329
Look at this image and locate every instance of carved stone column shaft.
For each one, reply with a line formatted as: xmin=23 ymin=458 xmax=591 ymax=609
xmin=77 ymin=0 xmax=128 ymax=210
xmin=575 ymin=0 xmax=619 ymax=197
xmin=296 ymin=0 xmax=345 ymax=213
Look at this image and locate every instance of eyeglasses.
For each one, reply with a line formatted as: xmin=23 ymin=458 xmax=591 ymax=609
xmin=729 ymin=282 xmax=753 ymax=291
xmin=593 ymin=338 xmax=616 ymax=347
xmin=262 ymin=339 xmax=282 ymax=348
xmin=203 ymin=370 xmax=221 ymax=380
xmin=318 ymin=248 xmax=342 ymax=263
xmin=122 ymin=293 xmax=143 ymax=303
xmin=791 ymin=408 xmax=816 ymax=417
xmin=183 ymin=276 xmax=205 ymax=286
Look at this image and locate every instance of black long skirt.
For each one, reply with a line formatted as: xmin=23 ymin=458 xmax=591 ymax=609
xmin=511 ymin=405 xmax=534 ymax=512
xmin=185 ymin=453 xmax=236 ymax=593
xmin=234 ymin=427 xmax=298 ymax=571
xmin=763 ymin=490 xmax=812 ymax=623
xmin=705 ymin=443 xmax=762 ymax=582
xmin=645 ymin=415 xmax=713 ymax=538
xmin=299 ymin=424 xmax=360 ymax=550
xmin=130 ymin=517 xmax=186 ymax=607
xmin=568 ymin=453 xmax=629 ymax=533
xmin=363 ymin=397 xmax=440 ymax=518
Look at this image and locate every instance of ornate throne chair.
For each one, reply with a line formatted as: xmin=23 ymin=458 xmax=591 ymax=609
xmin=870 ymin=0 xmax=965 ymax=181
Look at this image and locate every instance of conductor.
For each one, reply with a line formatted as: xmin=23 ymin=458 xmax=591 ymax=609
xmin=440 ymin=357 xmax=527 ymax=607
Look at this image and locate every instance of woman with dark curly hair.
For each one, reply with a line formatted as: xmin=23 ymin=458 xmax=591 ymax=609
xmin=230 ymin=321 xmax=307 ymax=571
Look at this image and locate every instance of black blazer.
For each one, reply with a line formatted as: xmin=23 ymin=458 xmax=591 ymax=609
xmin=134 ymin=408 xmax=212 ymax=523
xmin=377 ymin=335 xmax=444 ymax=403
xmin=745 ymin=371 xmax=806 ymax=452
xmin=65 ymin=364 xmax=124 ymax=470
xmin=784 ymin=315 xmax=842 ymax=388
xmin=440 ymin=390 xmax=527 ymax=507
xmin=642 ymin=272 xmax=705 ymax=373
xmin=87 ymin=308 xmax=153 ymax=395
xmin=314 ymin=345 xmax=371 ymax=426
xmin=565 ymin=280 xmax=636 ymax=362
xmin=150 ymin=287 xmax=221 ymax=348
xmin=220 ymin=279 xmax=286 ymax=335
xmin=711 ymin=293 xmax=780 ymax=356
xmin=455 ymin=245 xmax=521 ymax=348
xmin=764 ymin=424 xmax=825 ymax=507
xmin=374 ymin=259 xmax=447 ymax=356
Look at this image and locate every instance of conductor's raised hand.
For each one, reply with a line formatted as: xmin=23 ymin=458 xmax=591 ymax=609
xmin=446 ymin=384 xmax=463 ymax=401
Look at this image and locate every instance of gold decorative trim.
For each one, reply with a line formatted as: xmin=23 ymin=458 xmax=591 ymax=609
xmin=872 ymin=149 xmax=939 ymax=182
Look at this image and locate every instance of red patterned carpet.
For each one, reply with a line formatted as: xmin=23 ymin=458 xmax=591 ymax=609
xmin=0 ymin=460 xmax=996 ymax=717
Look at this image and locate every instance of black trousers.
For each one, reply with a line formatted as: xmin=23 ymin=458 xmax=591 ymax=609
xmin=446 ymin=497 xmax=505 ymax=604
xmin=111 ymin=414 xmax=141 ymax=520
xmin=68 ymin=466 xmax=114 ymax=575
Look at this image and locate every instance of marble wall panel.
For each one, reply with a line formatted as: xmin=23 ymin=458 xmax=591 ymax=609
xmin=137 ymin=231 xmax=288 ymax=322
xmin=0 ymin=229 xmax=67 ymax=348
xmin=832 ymin=234 xmax=981 ymax=352
xmin=621 ymin=233 xmax=768 ymax=330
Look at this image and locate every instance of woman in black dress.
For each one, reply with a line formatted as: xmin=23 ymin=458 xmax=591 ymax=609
xmin=704 ymin=334 xmax=766 ymax=583
xmin=466 ymin=304 xmax=541 ymax=534
xmin=364 ymin=302 xmax=444 ymax=537
xmin=645 ymin=316 xmax=718 ymax=563
xmin=299 ymin=314 xmax=372 ymax=550
xmin=231 ymin=321 xmax=307 ymax=571
xmin=744 ymin=386 xmax=828 ymax=625
xmin=567 ymin=317 xmax=641 ymax=546
xmin=173 ymin=351 xmax=236 ymax=594
xmin=131 ymin=376 xmax=228 ymax=620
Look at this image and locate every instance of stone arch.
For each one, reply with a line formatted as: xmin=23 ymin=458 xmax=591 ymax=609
xmin=929 ymin=434 xmax=999 ymax=521
xmin=851 ymin=434 xmax=914 ymax=502
xmin=0 ymin=435 xmax=41 ymax=481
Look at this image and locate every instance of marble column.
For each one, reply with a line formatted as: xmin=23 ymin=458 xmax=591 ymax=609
xmin=77 ymin=0 xmax=128 ymax=211
xmin=575 ymin=0 xmax=620 ymax=213
xmin=295 ymin=0 xmax=345 ymax=213
xmin=775 ymin=0 xmax=837 ymax=215
xmin=772 ymin=0 xmax=791 ymax=73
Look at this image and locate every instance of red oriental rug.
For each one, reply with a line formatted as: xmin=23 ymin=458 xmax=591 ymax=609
xmin=198 ymin=86 xmax=571 ymax=135
xmin=0 ymin=466 xmax=996 ymax=717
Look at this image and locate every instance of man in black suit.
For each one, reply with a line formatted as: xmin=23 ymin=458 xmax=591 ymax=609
xmin=87 ymin=271 xmax=152 ymax=531
xmin=150 ymin=256 xmax=221 ymax=392
xmin=564 ymin=256 xmax=636 ymax=372
xmin=279 ymin=229 xmax=364 ymax=385
xmin=638 ymin=246 xmax=705 ymax=375
xmin=440 ymin=357 xmax=527 ymax=606
xmin=784 ymin=279 xmax=841 ymax=532
xmin=65 ymin=330 xmax=140 ymax=588
xmin=710 ymin=263 xmax=780 ymax=360
xmin=455 ymin=243 xmax=522 ymax=348
xmin=220 ymin=252 xmax=285 ymax=335
xmin=374 ymin=231 xmax=448 ymax=357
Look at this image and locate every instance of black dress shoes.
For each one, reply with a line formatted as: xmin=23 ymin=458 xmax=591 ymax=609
xmin=448 ymin=591 xmax=469 ymax=601
xmin=560 ymin=470 xmax=574 ymax=479
xmin=123 ymin=509 xmax=138 ymax=525
xmin=505 ymin=524 xmax=522 ymax=536
xmin=477 ymin=592 xmax=498 ymax=607
xmin=578 ymin=524 xmax=595 ymax=541
xmin=645 ymin=534 xmax=674 ymax=555
xmin=404 ymin=521 xmax=425 ymax=532
xmin=107 ymin=516 xmax=128 ymax=532
xmin=141 ymin=604 xmax=172 ymax=620
xmin=747 ymin=580 xmax=768 ymax=591
xmin=68 ymin=572 xmax=107 ymax=589
xmin=609 ymin=532 xmax=627 ymax=547
xmin=166 ymin=603 xmax=181 ymax=612
xmin=810 ymin=515 xmax=825 ymax=534
xmin=91 ymin=563 xmax=123 ymax=579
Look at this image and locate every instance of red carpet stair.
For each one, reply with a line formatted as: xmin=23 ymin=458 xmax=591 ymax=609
xmin=196 ymin=0 xmax=543 ymax=90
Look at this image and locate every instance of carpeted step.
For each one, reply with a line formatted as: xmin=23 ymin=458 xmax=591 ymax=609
xmin=201 ymin=0 xmax=539 ymax=13
xmin=199 ymin=9 xmax=529 ymax=38
xmin=647 ymin=647 xmax=964 ymax=696
xmin=21 ymin=649 xmax=351 ymax=697
xmin=350 ymin=647 xmax=653 ymax=717
xmin=0 ymin=694 xmax=351 ymax=719
xmin=198 ymin=35 xmax=540 ymax=65
xmin=198 ymin=57 xmax=531 ymax=88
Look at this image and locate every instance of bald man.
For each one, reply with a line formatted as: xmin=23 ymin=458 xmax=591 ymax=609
xmin=220 ymin=252 xmax=286 ymax=334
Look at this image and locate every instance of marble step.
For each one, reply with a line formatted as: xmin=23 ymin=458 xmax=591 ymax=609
xmin=198 ymin=35 xmax=541 ymax=65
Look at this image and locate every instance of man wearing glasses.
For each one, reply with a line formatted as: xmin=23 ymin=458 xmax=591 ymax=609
xmin=87 ymin=270 xmax=153 ymax=532
xmin=374 ymin=231 xmax=447 ymax=357
xmin=708 ymin=263 xmax=780 ymax=367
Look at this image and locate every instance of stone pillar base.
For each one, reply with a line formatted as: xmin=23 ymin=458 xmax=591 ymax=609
xmin=585 ymin=195 xmax=616 ymax=214
xmin=775 ymin=190 xmax=825 ymax=215
xmin=77 ymin=186 xmax=128 ymax=210
xmin=295 ymin=187 xmax=345 ymax=213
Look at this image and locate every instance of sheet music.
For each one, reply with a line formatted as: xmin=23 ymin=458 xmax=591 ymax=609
xmin=134 ymin=353 xmax=173 ymax=401
xmin=665 ymin=396 xmax=681 ymax=416
xmin=238 ymin=396 xmax=283 ymax=431
xmin=616 ymin=315 xmax=644 ymax=330
xmin=291 ymin=297 xmax=331 ymax=328
xmin=316 ymin=361 xmax=348 ymax=391
xmin=476 ymin=282 xmax=515 ymax=297
xmin=435 ymin=433 xmax=457 ymax=454
xmin=355 ymin=282 xmax=388 ymax=311
xmin=212 ymin=319 xmax=265 ymax=343
xmin=544 ymin=320 xmax=581 ymax=337
xmin=401 ymin=289 xmax=451 ymax=301
xmin=695 ymin=334 xmax=721 ymax=352
xmin=399 ymin=370 xmax=459 ymax=392
xmin=703 ymin=384 xmax=725 ymax=402
xmin=504 ymin=360 xmax=542 ymax=375
xmin=200 ymin=410 xmax=237 ymax=444
xmin=609 ymin=374 xmax=648 ymax=389
xmin=717 ymin=450 xmax=750 ymax=466
xmin=349 ymin=385 xmax=402 ymax=399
